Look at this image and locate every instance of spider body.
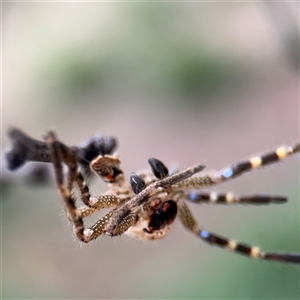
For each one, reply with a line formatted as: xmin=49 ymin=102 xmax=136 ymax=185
xmin=87 ymin=157 xmax=181 ymax=241
xmin=5 ymin=128 xmax=300 ymax=264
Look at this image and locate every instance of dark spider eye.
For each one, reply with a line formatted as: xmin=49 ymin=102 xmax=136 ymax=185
xmin=130 ymin=172 xmax=146 ymax=194
xmin=148 ymin=158 xmax=169 ymax=179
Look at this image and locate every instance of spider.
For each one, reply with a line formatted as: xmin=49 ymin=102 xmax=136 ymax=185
xmin=6 ymin=128 xmax=300 ymax=264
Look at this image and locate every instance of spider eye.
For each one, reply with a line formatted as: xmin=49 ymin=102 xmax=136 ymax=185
xmin=130 ymin=172 xmax=146 ymax=194
xmin=148 ymin=158 xmax=169 ymax=179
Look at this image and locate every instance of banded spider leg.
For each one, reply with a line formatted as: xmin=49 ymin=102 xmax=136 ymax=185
xmin=175 ymin=143 xmax=300 ymax=263
xmin=178 ymin=200 xmax=300 ymax=263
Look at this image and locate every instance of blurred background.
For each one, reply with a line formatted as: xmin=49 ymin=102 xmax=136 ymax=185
xmin=2 ymin=2 xmax=299 ymax=299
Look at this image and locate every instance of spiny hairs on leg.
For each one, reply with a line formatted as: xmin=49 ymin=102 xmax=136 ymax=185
xmin=47 ymin=131 xmax=121 ymax=243
xmin=47 ymin=131 xmax=85 ymax=242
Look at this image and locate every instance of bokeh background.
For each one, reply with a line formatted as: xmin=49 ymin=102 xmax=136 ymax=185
xmin=2 ymin=2 xmax=299 ymax=299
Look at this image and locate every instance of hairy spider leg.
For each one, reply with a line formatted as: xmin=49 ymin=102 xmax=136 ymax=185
xmin=178 ymin=202 xmax=300 ymax=264
xmin=47 ymin=131 xmax=125 ymax=243
xmin=48 ymin=131 xmax=85 ymax=242
xmin=174 ymin=143 xmax=300 ymax=190
xmin=60 ymin=146 xmax=78 ymax=191
xmin=74 ymin=168 xmax=91 ymax=205
xmin=185 ymin=192 xmax=287 ymax=205
xmin=74 ymin=156 xmax=131 ymax=214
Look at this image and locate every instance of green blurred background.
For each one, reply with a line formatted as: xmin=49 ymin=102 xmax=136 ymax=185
xmin=2 ymin=2 xmax=299 ymax=299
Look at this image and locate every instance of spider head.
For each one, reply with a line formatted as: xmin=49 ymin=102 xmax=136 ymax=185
xmin=125 ymin=199 xmax=178 ymax=240
xmin=146 ymin=199 xmax=177 ymax=232
xmin=90 ymin=155 xmax=123 ymax=183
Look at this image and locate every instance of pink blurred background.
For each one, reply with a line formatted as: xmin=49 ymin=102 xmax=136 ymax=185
xmin=2 ymin=2 xmax=299 ymax=299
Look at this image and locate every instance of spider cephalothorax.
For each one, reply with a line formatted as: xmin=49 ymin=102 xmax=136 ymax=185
xmin=6 ymin=128 xmax=300 ymax=264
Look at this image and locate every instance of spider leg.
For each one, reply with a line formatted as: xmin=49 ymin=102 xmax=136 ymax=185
xmin=83 ymin=211 xmax=137 ymax=242
xmin=74 ymin=168 xmax=91 ymax=205
xmin=185 ymin=192 xmax=287 ymax=205
xmin=55 ymin=140 xmax=125 ymax=209
xmin=82 ymin=211 xmax=113 ymax=242
xmin=52 ymin=143 xmax=98 ymax=207
xmin=47 ymin=131 xmax=85 ymax=242
xmin=74 ymin=166 xmax=120 ymax=207
xmin=219 ymin=143 xmax=300 ymax=181
xmin=76 ymin=194 xmax=126 ymax=242
xmin=59 ymin=144 xmax=78 ymax=191
xmin=66 ymin=155 xmax=123 ymax=219
xmin=175 ymin=143 xmax=300 ymax=190
xmin=47 ymin=131 xmax=123 ymax=243
xmin=178 ymin=201 xmax=300 ymax=264
xmin=78 ymin=195 xmax=122 ymax=218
